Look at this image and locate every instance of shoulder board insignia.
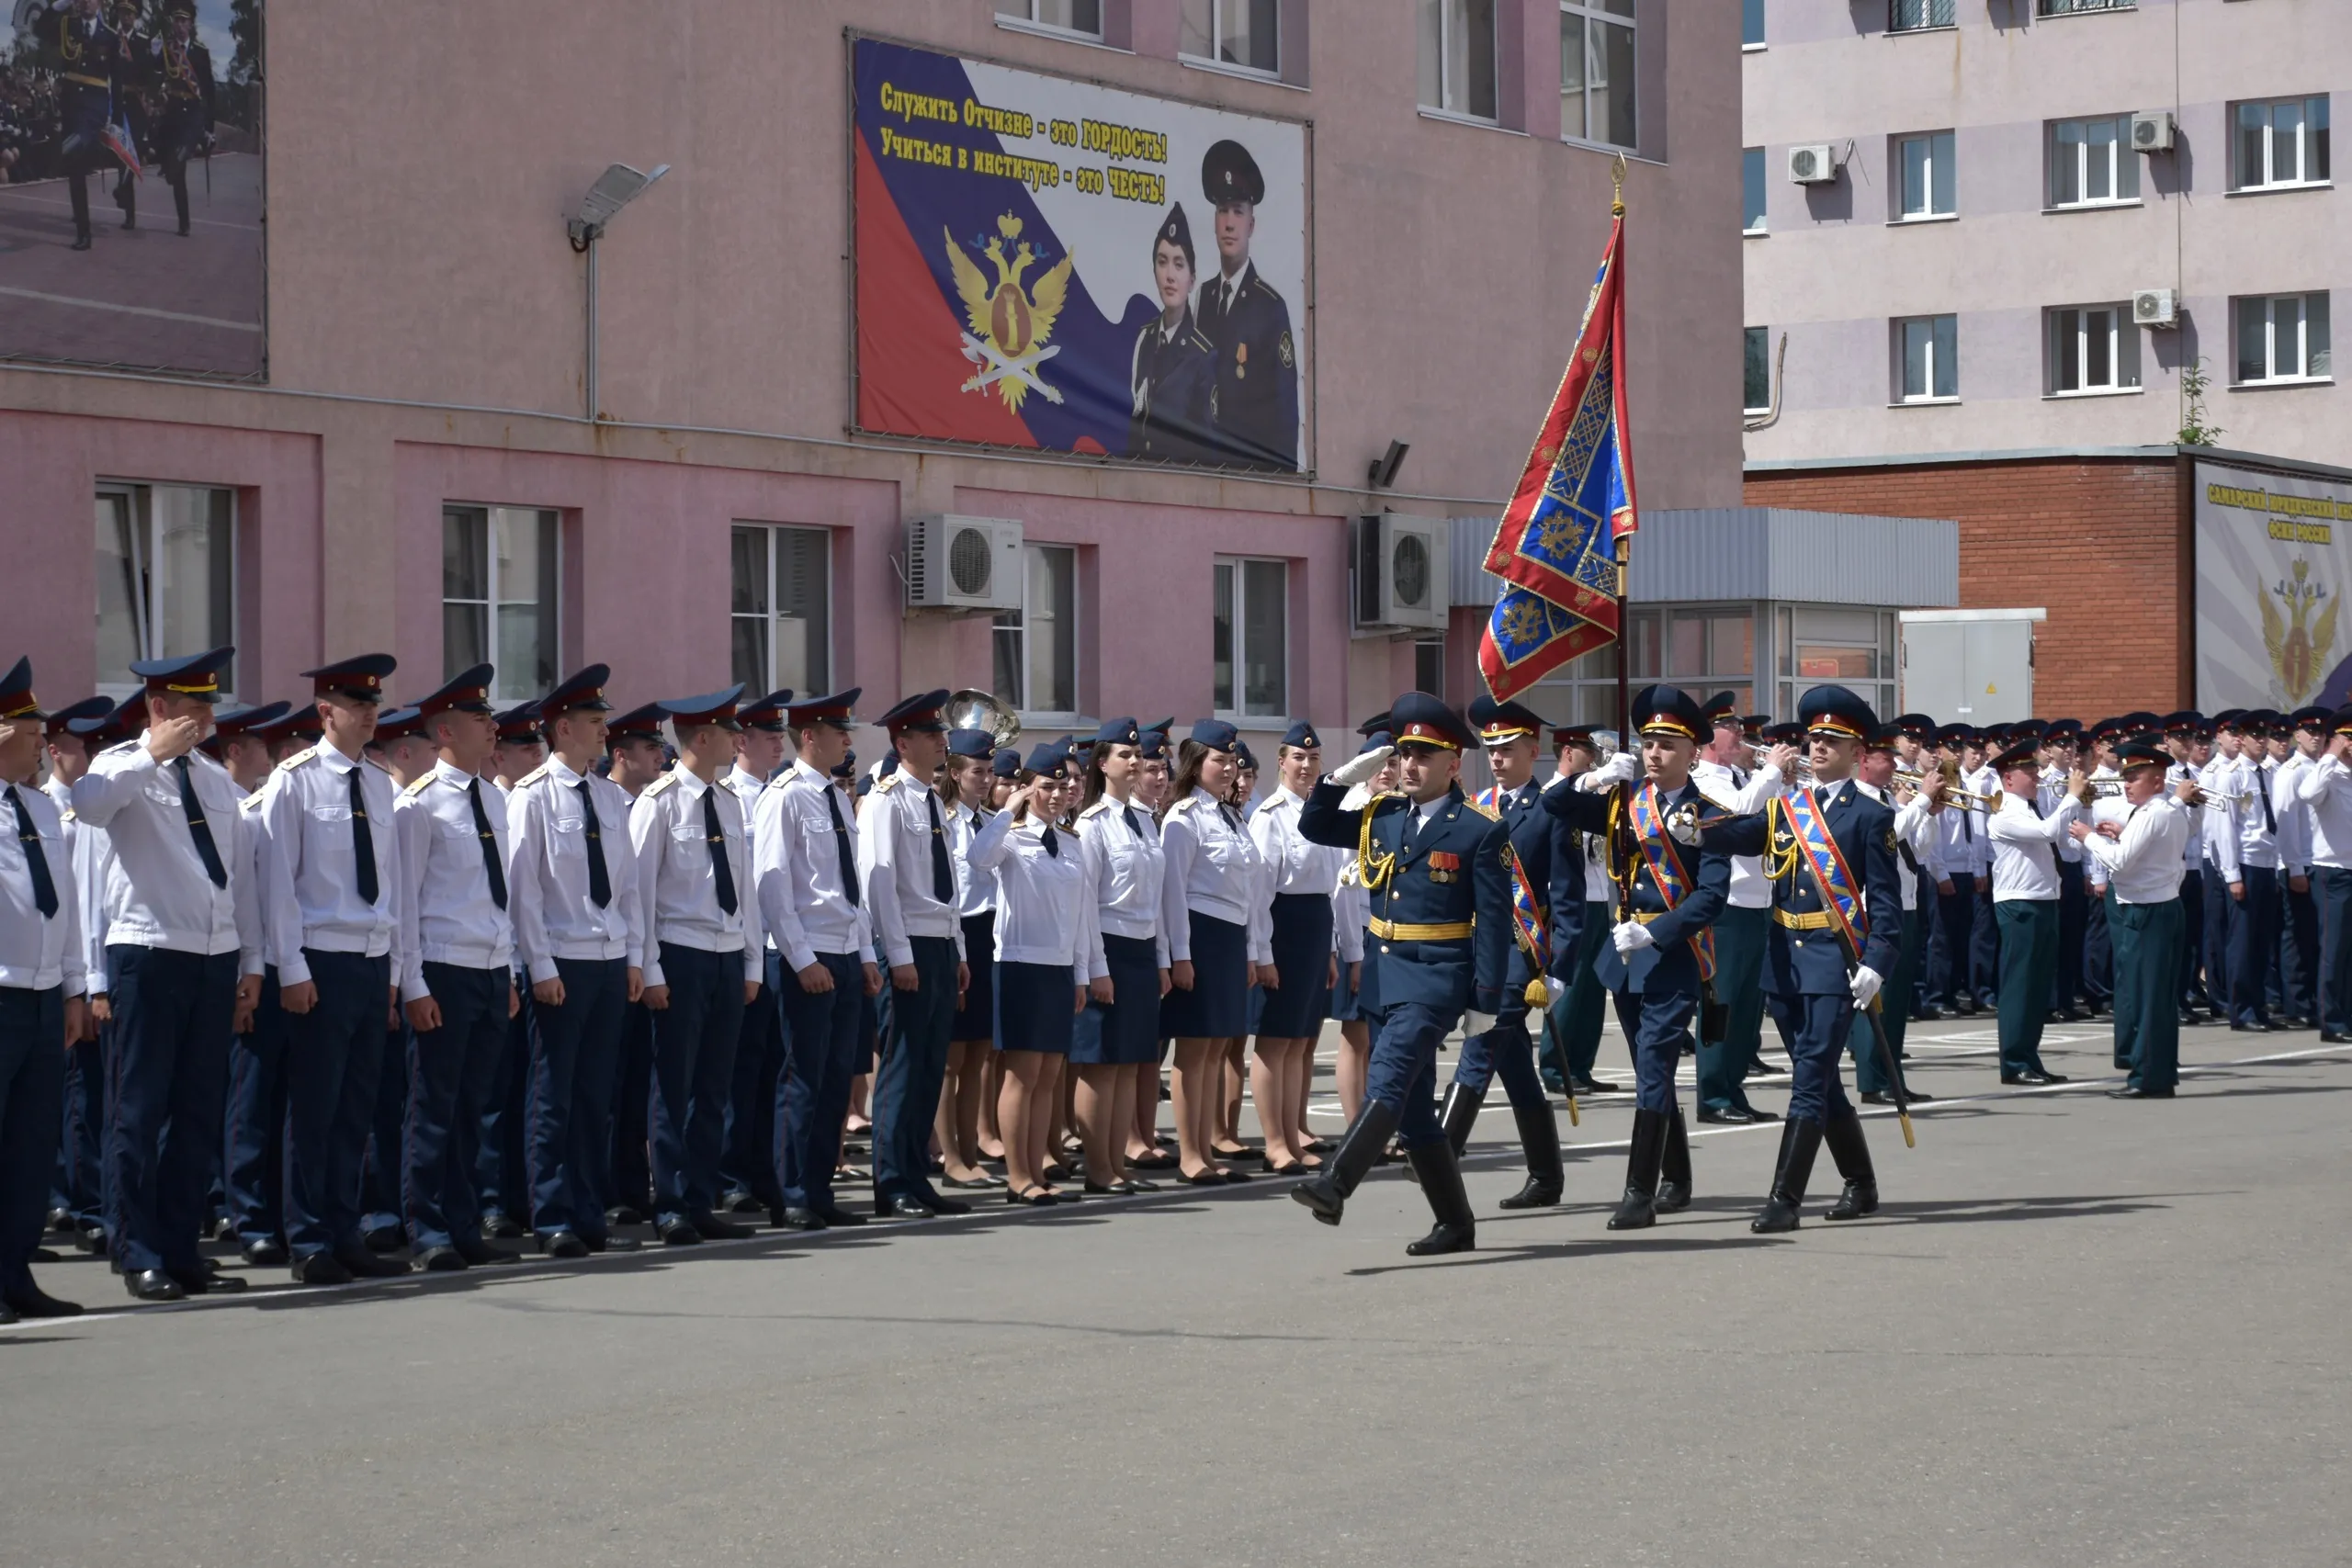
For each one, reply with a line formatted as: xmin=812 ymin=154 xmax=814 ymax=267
xmin=1077 ymin=799 xmax=1109 ymax=818
xmin=874 ymin=773 xmax=903 ymax=794
xmin=103 ymin=739 xmax=142 ymax=756
xmin=1057 ymin=823 xmax=1082 ymax=838
xmin=514 ymin=762 xmax=552 ymax=788
xmin=277 ymin=746 xmax=317 ymax=771
xmin=1170 ymin=795 xmax=1202 ymax=814
xmin=1254 ymin=276 xmax=1284 ymax=304
xmin=401 ymin=774 xmax=434 ymax=796
xmin=1463 ymin=798 xmax=1499 ymax=821
xmin=364 ymin=757 xmax=393 ymax=776
xmin=1185 ymin=325 xmax=1215 ymax=353
xmin=642 ymin=773 xmax=680 ymax=799
xmin=61 ymin=807 xmax=76 ymax=822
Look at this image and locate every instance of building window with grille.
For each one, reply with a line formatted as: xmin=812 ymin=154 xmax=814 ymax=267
xmin=1561 ymin=1 xmax=1636 ymax=150
xmin=1418 ymin=0 xmax=1498 ymax=121
xmin=2037 ymin=0 xmax=2132 ymax=16
xmin=96 ymin=482 xmax=236 ymax=696
xmin=443 ymin=505 xmax=560 ymax=703
xmin=2233 ymin=293 xmax=2332 ymax=385
xmin=2049 ymin=116 xmax=2140 ymax=208
xmin=1890 ymin=0 xmax=1954 ymax=33
xmin=2233 ymin=96 xmax=2330 ymax=192
xmin=994 ymin=544 xmax=1078 ymax=718
xmin=730 ymin=524 xmax=831 ymax=697
xmin=1180 ymin=0 xmax=1278 ymax=73
xmin=2048 ymin=305 xmax=2142 ymax=394
xmin=1896 ymin=130 xmax=1956 ymax=219
xmin=1894 ymin=314 xmax=1959 ymax=402
xmin=1213 ymin=557 xmax=1288 ymax=719
xmin=997 ymin=0 xmax=1102 ymax=38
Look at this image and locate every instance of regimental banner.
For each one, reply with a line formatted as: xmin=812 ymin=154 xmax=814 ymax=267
xmin=851 ymin=37 xmax=1308 ymax=472
xmin=2195 ymin=460 xmax=2352 ymax=710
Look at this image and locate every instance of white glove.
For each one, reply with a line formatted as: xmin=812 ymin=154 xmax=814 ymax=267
xmin=1594 ymin=750 xmax=1641 ymax=786
xmin=1464 ymin=1010 xmax=1498 ymax=1038
xmin=1327 ymin=744 xmax=1394 ymax=790
xmin=1611 ymin=920 xmax=1655 ymax=955
xmin=1849 ymin=964 xmax=1883 ymax=1010
xmin=1544 ymin=976 xmax=1566 ymax=1006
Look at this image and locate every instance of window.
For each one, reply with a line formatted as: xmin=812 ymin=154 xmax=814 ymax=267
xmin=1890 ymin=0 xmax=1954 ymax=31
xmin=1897 ymin=130 xmax=1955 ymax=218
xmin=1743 ymin=0 xmax=1766 ymax=49
xmin=442 ymin=505 xmax=559 ymax=704
xmin=1743 ymin=147 xmax=1768 ymax=231
xmin=1744 ymin=327 xmax=1773 ymax=413
xmin=1418 ymin=0 xmax=1497 ymax=120
xmin=1896 ymin=314 xmax=1959 ymax=401
xmin=730 ymin=525 xmax=831 ymax=697
xmin=993 ymin=544 xmax=1078 ymax=716
xmin=1776 ymin=606 xmax=1895 ymax=724
xmin=1561 ymin=1 xmax=1636 ymax=149
xmin=1180 ymin=0 xmax=1278 ymax=73
xmin=96 ymin=483 xmax=235 ymax=695
xmin=2234 ymin=293 xmax=2333 ymax=384
xmin=997 ymin=0 xmax=1102 ymax=37
xmin=1415 ymin=637 xmax=1447 ymax=701
xmin=2038 ymin=0 xmax=2132 ymax=15
xmin=2234 ymin=96 xmax=2331 ymax=190
xmin=1527 ymin=606 xmax=1758 ymax=733
xmin=1213 ymin=557 xmax=1287 ymax=718
xmin=2048 ymin=305 xmax=2142 ymax=393
xmin=2050 ymin=116 xmax=2140 ymax=207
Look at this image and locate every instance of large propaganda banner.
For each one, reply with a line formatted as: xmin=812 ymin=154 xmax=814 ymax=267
xmin=852 ymin=36 xmax=1308 ymax=473
xmin=2196 ymin=459 xmax=2352 ymax=710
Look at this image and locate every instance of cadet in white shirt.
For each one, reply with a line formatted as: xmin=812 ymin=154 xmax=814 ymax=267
xmin=2216 ymin=711 xmax=2285 ymax=1031
xmin=503 ymin=665 xmax=644 ymax=1258
xmin=1849 ymin=726 xmax=1945 ymax=1105
xmin=716 ymin=688 xmax=793 ymax=1219
xmin=600 ymin=701 xmax=671 ymax=1230
xmin=1072 ymin=718 xmax=1170 ymax=1194
xmin=860 ymin=690 xmax=974 ymax=1223
xmin=2068 ymin=742 xmax=2192 ymax=1096
xmin=2275 ymin=706 xmax=2329 ymax=1028
xmin=2293 ymin=709 xmax=2352 ymax=1040
xmin=0 ymin=660 xmax=88 ymax=1321
xmin=2163 ymin=715 xmax=2219 ymax=1018
xmin=39 ymin=695 xmax=113 ymax=1257
xmin=1985 ymin=738 xmax=2084 ymax=1085
xmin=1927 ymin=724 xmax=1985 ymax=1017
xmin=1690 ymin=700 xmax=1789 ymax=1122
xmin=936 ymin=728 xmax=1004 ymax=1190
xmin=756 ymin=690 xmax=880 ymax=1232
xmin=1247 ymin=719 xmax=1345 ymax=1177
xmin=631 ymin=686 xmax=765 ymax=1246
xmin=71 ymin=649 xmax=265 ymax=1303
xmin=2037 ymin=721 xmax=2093 ymax=1022
xmin=390 ymin=667 xmax=521 ymax=1271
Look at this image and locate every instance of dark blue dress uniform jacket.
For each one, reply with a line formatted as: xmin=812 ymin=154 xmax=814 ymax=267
xmin=1299 ymin=781 xmax=1511 ymax=1018
xmin=1702 ymin=780 xmax=1902 ymax=995
xmin=1195 ymin=267 xmax=1300 ymax=470
xmin=1494 ymin=785 xmax=1587 ymax=1012
xmin=1544 ymin=779 xmax=1730 ymax=996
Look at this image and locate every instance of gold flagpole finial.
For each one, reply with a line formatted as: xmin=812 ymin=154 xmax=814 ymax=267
xmin=1610 ymin=152 xmax=1626 ymax=217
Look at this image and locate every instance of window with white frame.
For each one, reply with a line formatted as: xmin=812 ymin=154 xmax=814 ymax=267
xmin=1213 ymin=557 xmax=1287 ymax=718
xmin=1418 ymin=0 xmax=1497 ymax=120
xmin=1745 ymin=327 xmax=1773 ymax=413
xmin=2038 ymin=0 xmax=2132 ymax=16
xmin=1743 ymin=147 xmax=1768 ymax=231
xmin=993 ymin=544 xmax=1078 ymax=717
xmin=96 ymin=482 xmax=235 ymax=695
xmin=443 ymin=505 xmax=560 ymax=703
xmin=730 ymin=524 xmax=831 ymax=697
xmin=2048 ymin=305 xmax=2142 ymax=394
xmin=997 ymin=0 xmax=1102 ymax=37
xmin=2234 ymin=292 xmax=2332 ymax=384
xmin=1776 ymin=605 xmax=1895 ymax=725
xmin=2049 ymin=116 xmax=2140 ymax=207
xmin=1743 ymin=0 xmax=1766 ymax=49
xmin=1180 ymin=0 xmax=1278 ymax=73
xmin=1897 ymin=130 xmax=1956 ymax=219
xmin=1890 ymin=0 xmax=1954 ymax=32
xmin=1896 ymin=314 xmax=1959 ymax=401
xmin=2233 ymin=96 xmax=2330 ymax=191
xmin=1561 ymin=1 xmax=1636 ymax=150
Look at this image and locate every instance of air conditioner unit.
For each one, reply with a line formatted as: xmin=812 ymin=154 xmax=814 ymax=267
xmin=1786 ymin=143 xmax=1838 ymax=184
xmin=1351 ymin=513 xmax=1450 ymax=635
xmin=2132 ymin=288 xmax=2178 ymax=328
xmin=904 ymin=514 xmax=1023 ymax=611
xmin=2130 ymin=111 xmax=2175 ymax=153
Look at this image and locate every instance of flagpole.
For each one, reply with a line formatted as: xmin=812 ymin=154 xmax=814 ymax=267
xmin=1610 ymin=156 xmax=1631 ymax=750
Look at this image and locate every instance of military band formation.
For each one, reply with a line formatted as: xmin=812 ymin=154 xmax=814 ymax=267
xmin=0 ymin=642 xmax=2337 ymax=1320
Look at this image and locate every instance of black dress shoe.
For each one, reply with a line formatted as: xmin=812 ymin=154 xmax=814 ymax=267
xmin=1179 ymin=1170 xmax=1229 ymax=1187
xmin=454 ymin=1241 xmax=519 ymax=1267
xmin=2323 ymin=1031 xmax=2349 ymax=1043
xmin=690 ymin=1214 xmax=753 ymax=1241
xmin=481 ymin=1211 xmax=526 ymax=1240
xmin=2001 ymin=1070 xmax=2055 ymax=1086
xmin=334 ymin=1245 xmax=410 ymax=1279
xmin=241 ymin=1238 xmax=288 ymax=1267
xmin=414 ymin=1246 xmax=469 ymax=1272
xmin=293 ymin=1252 xmax=352 ymax=1286
xmin=718 ymin=1188 xmax=764 ymax=1214
xmin=605 ymin=1205 xmax=647 ymax=1228
xmin=1571 ymin=1077 xmax=1619 ymax=1095
xmin=2106 ymin=1086 xmax=2175 ymax=1099
xmin=921 ymin=1192 xmax=972 ymax=1215
xmin=657 ymin=1219 xmax=703 ymax=1247
xmin=1127 ymin=1151 xmax=1178 ymax=1170
xmin=1860 ymin=1091 xmax=1894 ymax=1106
xmin=2179 ymin=1010 xmax=2205 ymax=1028
xmin=71 ymin=233 xmax=92 ymax=252
xmin=361 ymin=1223 xmax=403 ymax=1254
xmin=74 ymin=1224 xmax=106 ymax=1255
xmin=0 ymin=1301 xmax=12 ymax=1324
xmin=5 ymin=1284 xmax=83 ymax=1318
xmin=170 ymin=1266 xmax=246 ymax=1294
xmin=543 ymin=1231 xmax=591 ymax=1259
xmin=124 ymin=1269 xmax=184 ymax=1303
xmin=1005 ymin=1187 xmax=1056 ymax=1206
xmin=29 ymin=1247 xmax=61 ymax=1264
xmin=772 ymin=1207 xmax=827 ymax=1231
xmin=582 ymin=1234 xmax=639 ymax=1253
xmin=1698 ymin=1105 xmax=1760 ymax=1124
xmin=1954 ymin=998 xmax=1979 ymax=1017
xmin=879 ymin=1194 xmax=936 ymax=1220
xmin=811 ymin=1202 xmax=867 ymax=1227
xmin=2051 ymin=1006 xmax=2085 ymax=1023
xmin=942 ymin=1173 xmax=1006 ymax=1190
xmin=47 ymin=1206 xmax=73 ymax=1235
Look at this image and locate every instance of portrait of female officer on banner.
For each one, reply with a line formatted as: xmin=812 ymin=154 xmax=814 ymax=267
xmin=1126 ymin=202 xmax=1218 ymax=466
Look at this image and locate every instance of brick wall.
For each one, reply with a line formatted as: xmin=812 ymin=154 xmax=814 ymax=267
xmin=1744 ymin=457 xmax=2189 ymax=721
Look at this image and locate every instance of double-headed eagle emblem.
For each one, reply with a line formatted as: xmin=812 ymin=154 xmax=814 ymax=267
xmin=2262 ymin=556 xmax=2339 ymax=704
xmin=944 ymin=214 xmax=1072 ymax=412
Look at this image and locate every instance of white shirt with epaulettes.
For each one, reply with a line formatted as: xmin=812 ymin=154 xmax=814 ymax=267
xmin=254 ymin=740 xmax=406 ymax=985
xmin=1076 ymin=790 xmax=1169 ymax=976
xmin=1246 ymin=784 xmax=1349 ymax=955
xmin=392 ymin=759 xmax=514 ymax=1001
xmin=752 ymin=759 xmax=875 ymax=974
xmin=628 ymin=763 xmax=763 ymax=988
xmin=967 ymin=807 xmax=1094 ymax=984
xmin=503 ymin=754 xmax=644 ymax=985
xmin=71 ymin=739 xmax=262 ymax=968
xmin=1156 ymin=786 xmax=1272 ymax=965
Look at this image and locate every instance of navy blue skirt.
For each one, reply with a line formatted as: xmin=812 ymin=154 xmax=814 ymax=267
xmin=952 ymin=913 xmax=996 ymax=1042
xmin=1260 ymin=892 xmax=1335 ymax=1036
xmin=993 ymin=959 xmax=1077 ymax=1055
xmin=1072 ymin=932 xmax=1162 ymax=1065
xmin=1329 ymin=934 xmax=1379 ymax=1023
xmin=1162 ymin=910 xmax=1250 ymax=1039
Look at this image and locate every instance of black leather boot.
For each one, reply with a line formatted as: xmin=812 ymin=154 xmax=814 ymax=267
xmin=1752 ymin=1118 xmax=1824 ymax=1233
xmin=1404 ymin=1142 xmax=1476 ymax=1256
xmin=70 ymin=176 xmax=92 ymax=249
xmin=1290 ymin=1100 xmax=1398 ymax=1227
xmin=1608 ymin=1108 xmax=1668 ymax=1229
xmin=1497 ymin=1097 xmax=1564 ymax=1209
xmin=174 ymin=179 xmax=190 ymax=235
xmin=1440 ymin=1081 xmax=1484 ymax=1157
xmin=1822 ymin=1111 xmax=1879 ymax=1220
xmin=1656 ymin=1105 xmax=1692 ymax=1213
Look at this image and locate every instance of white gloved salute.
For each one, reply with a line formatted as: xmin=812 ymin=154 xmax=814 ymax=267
xmin=1849 ymin=964 xmax=1883 ymax=1010
xmin=1326 ymin=744 xmax=1393 ymax=790
xmin=1611 ymin=919 xmax=1655 ymax=955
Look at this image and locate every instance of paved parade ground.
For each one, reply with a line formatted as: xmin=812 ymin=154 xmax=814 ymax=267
xmin=4 ymin=1019 xmax=2346 ymax=1568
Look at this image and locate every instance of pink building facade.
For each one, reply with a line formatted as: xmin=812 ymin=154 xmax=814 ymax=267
xmin=1 ymin=0 xmax=1741 ymax=746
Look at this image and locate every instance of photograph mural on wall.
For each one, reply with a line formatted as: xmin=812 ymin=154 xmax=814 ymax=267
xmin=852 ymin=35 xmax=1308 ymax=472
xmin=2197 ymin=460 xmax=2352 ymax=711
xmin=0 ymin=0 xmax=263 ymax=379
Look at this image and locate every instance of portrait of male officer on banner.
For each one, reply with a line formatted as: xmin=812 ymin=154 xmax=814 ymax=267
xmin=1193 ymin=137 xmax=1299 ymax=472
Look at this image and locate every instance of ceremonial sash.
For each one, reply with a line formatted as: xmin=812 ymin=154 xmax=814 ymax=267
xmin=1476 ymin=787 xmax=1550 ymax=971
xmin=1628 ymin=784 xmax=1715 ymax=982
xmin=1777 ymin=788 xmax=1868 ymax=952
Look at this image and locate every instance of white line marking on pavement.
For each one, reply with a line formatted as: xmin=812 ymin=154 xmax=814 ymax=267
xmin=0 ymin=284 xmax=261 ymax=332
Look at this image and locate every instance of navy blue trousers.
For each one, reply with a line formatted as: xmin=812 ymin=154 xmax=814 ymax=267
xmin=104 ymin=945 xmax=237 ymax=1277
xmin=2083 ymin=886 xmax=2115 ymax=1006
xmin=609 ymin=998 xmax=654 ymax=1214
xmin=1774 ymin=991 xmax=1856 ymax=1124
xmin=404 ymin=963 xmax=507 ymax=1252
xmin=1451 ymin=1011 xmax=1547 ymax=1114
xmin=1929 ymin=873 xmax=1976 ymax=1009
xmin=2052 ymin=860 xmax=2088 ymax=1010
xmin=2177 ymin=867 xmax=2210 ymax=1007
xmin=776 ymin=951 xmax=864 ymax=1210
xmin=873 ymin=935 xmax=959 ymax=1204
xmin=719 ymin=949 xmax=786 ymax=1207
xmin=54 ymin=1028 xmax=107 ymax=1231
xmin=361 ymin=1018 xmax=408 ymax=1232
xmin=476 ymin=986 xmax=533 ymax=1221
xmin=1363 ymin=999 xmax=1455 ymax=1147
xmin=2317 ymin=867 xmax=2352 ymax=1034
xmin=1609 ymin=986 xmax=1697 ymax=1115
xmin=1969 ymin=882 xmax=2002 ymax=1008
xmin=2226 ymin=864 xmax=2280 ymax=1026
xmin=282 ymin=950 xmax=392 ymax=1261
xmin=0 ymin=985 xmax=65 ymax=1297
xmin=526 ymin=956 xmax=627 ymax=1243
xmin=221 ymin=968 xmax=288 ymax=1247
xmin=2201 ymin=860 xmax=2233 ymax=1014
xmin=649 ymin=942 xmax=748 ymax=1227
xmin=2281 ymin=874 xmax=2320 ymax=1022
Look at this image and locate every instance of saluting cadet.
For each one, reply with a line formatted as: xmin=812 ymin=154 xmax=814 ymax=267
xmin=504 ymin=666 xmax=642 ymax=1258
xmin=756 ymin=691 xmax=881 ymax=1232
xmin=1071 ymin=718 xmax=1168 ymax=1194
xmin=1690 ymin=693 xmax=1789 ymax=1124
xmin=631 ymin=685 xmax=764 ymax=1246
xmin=1848 ymin=725 xmax=1941 ymax=1107
xmin=254 ymin=654 xmax=409 ymax=1285
xmin=2078 ymin=716 xmax=2126 ymax=1017
xmin=1543 ymin=687 xmax=1730 ymax=1230
xmin=1 ymin=660 xmax=88 ymax=1320
xmin=390 ymin=666 xmax=521 ymax=1270
xmin=2068 ymin=742 xmax=2192 ymax=1097
xmin=2218 ymin=711 xmax=2285 ymax=1032
xmin=1292 ymin=694 xmax=1510 ymax=1256
xmin=72 ymin=649 xmax=265 ymax=1302
xmin=939 ymin=728 xmax=1005 ymax=1190
xmin=2039 ymin=720 xmax=2092 ymax=1022
xmin=2276 ymin=707 xmax=2328 ymax=1030
xmin=1246 ymin=719 xmax=1345 ymax=1176
xmin=1927 ymin=724 xmax=1982 ymax=1016
xmin=716 ymin=689 xmax=792 ymax=1217
xmin=1986 ymin=736 xmax=2084 ymax=1084
xmin=860 ymin=690 xmax=973 ymax=1222
xmin=602 ymin=700 xmax=668 ymax=1225
xmin=2199 ymin=714 xmax=2245 ymax=1015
